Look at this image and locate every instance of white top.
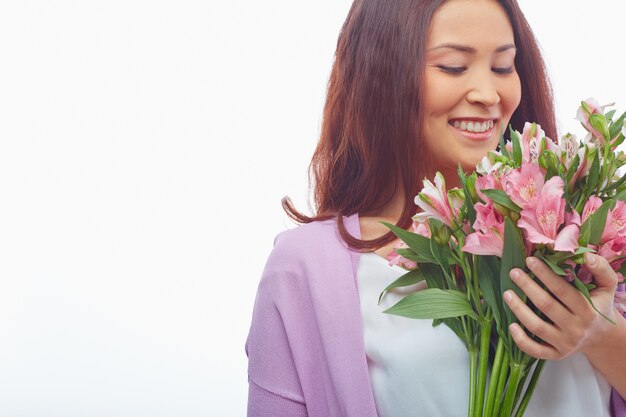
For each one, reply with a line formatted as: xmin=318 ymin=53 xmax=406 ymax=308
xmin=357 ymin=252 xmax=612 ymax=417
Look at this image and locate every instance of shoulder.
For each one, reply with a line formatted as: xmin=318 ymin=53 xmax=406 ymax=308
xmin=260 ymin=215 xmax=359 ymax=291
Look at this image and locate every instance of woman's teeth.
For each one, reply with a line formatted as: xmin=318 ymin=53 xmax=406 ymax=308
xmin=452 ymin=120 xmax=494 ymax=133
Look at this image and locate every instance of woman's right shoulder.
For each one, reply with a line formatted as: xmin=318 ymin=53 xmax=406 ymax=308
xmin=267 ymin=218 xmax=340 ymax=268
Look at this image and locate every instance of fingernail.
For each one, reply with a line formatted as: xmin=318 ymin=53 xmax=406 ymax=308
xmin=526 ymin=257 xmax=536 ymax=268
xmin=585 ymin=253 xmax=597 ymax=266
xmin=503 ymin=290 xmax=513 ymax=303
xmin=509 ymin=323 xmax=518 ymax=335
xmin=510 ymin=269 xmax=520 ymax=281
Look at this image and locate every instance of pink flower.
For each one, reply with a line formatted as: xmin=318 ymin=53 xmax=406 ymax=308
xmin=462 ymin=201 xmax=505 ymax=257
xmin=517 ymin=176 xmax=579 ymax=252
xmin=582 ymin=195 xmax=603 ymax=223
xmin=504 ymin=163 xmax=545 ymax=209
xmin=520 ymin=122 xmax=547 ymax=163
xmin=577 ymin=97 xmax=606 ymax=144
xmin=388 ymin=240 xmax=418 ymax=270
xmin=557 ymin=133 xmax=579 ymax=170
xmin=475 ymin=172 xmax=504 ymax=203
xmin=568 ymin=144 xmax=597 ymax=190
xmin=601 ymin=200 xmax=626 ymax=242
xmin=414 ymin=172 xmax=458 ymax=228
xmin=597 ymin=236 xmax=626 ymax=265
xmin=413 ymin=221 xmax=431 ymax=238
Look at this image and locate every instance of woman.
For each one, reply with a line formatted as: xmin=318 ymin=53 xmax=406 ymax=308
xmin=246 ymin=0 xmax=626 ymax=416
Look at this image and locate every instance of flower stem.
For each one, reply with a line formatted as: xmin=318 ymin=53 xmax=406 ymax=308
xmin=492 ymin=350 xmax=510 ymax=417
xmin=474 ymin=319 xmax=492 ymax=417
xmin=484 ymin=337 xmax=505 ymax=416
xmin=513 ymin=360 xmax=546 ymax=417
xmin=468 ymin=347 xmax=478 ymax=417
xmin=499 ymin=362 xmax=524 ymax=417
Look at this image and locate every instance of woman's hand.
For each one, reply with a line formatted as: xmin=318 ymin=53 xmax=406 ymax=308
xmin=502 ymin=252 xmax=619 ymax=360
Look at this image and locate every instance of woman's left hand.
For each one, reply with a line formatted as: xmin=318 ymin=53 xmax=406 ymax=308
xmin=503 ymin=252 xmax=619 ymax=360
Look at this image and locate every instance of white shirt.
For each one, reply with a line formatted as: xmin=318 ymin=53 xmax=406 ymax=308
xmin=357 ymin=252 xmax=612 ymax=417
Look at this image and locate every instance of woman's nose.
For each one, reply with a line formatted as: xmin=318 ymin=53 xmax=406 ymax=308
xmin=465 ymin=73 xmax=500 ymax=108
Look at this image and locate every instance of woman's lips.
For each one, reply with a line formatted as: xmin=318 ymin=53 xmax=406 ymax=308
xmin=448 ymin=119 xmax=498 ymax=142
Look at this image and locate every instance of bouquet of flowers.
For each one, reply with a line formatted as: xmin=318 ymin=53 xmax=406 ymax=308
xmin=380 ymin=99 xmax=626 ymax=417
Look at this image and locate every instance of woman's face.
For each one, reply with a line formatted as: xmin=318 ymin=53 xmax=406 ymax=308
xmin=422 ymin=0 xmax=521 ymax=175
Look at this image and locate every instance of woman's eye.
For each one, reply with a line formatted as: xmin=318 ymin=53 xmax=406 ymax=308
xmin=492 ymin=66 xmax=514 ymax=74
xmin=437 ymin=65 xmax=466 ymax=74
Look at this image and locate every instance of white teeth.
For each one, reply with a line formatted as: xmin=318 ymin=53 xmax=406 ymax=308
xmin=452 ymin=119 xmax=495 ymax=133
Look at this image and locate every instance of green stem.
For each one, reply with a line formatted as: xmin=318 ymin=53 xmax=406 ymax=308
xmin=511 ymin=364 xmax=530 ymax=414
xmin=492 ymin=350 xmax=510 ymax=417
xmin=468 ymin=347 xmax=478 ymax=417
xmin=474 ymin=319 xmax=492 ymax=417
xmin=472 ymin=255 xmax=482 ymax=315
xmin=499 ymin=363 xmax=525 ymax=417
xmin=513 ymin=360 xmax=546 ymax=417
xmin=484 ymin=338 xmax=505 ymax=417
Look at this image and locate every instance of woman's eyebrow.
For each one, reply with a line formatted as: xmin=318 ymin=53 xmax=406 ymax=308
xmin=427 ymin=43 xmax=516 ymax=53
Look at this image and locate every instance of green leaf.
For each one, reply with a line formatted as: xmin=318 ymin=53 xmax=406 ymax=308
xmin=549 ymin=246 xmax=595 ymax=264
xmin=383 ymin=288 xmax=477 ymax=320
xmin=538 ymin=150 xmax=559 ymax=179
xmin=500 ymin=126 xmax=511 ymax=158
xmin=609 ymin=111 xmax=626 ymax=140
xmin=458 ymin=165 xmax=477 ymax=225
xmin=501 ymin=217 xmax=526 ymax=326
xmin=378 ymin=269 xmax=426 ymax=304
xmin=587 ymin=199 xmax=611 ymax=245
xmin=611 ymin=133 xmax=626 ymax=149
xmin=478 ymin=255 xmax=503 ymax=328
xmin=602 ymin=170 xmax=626 ymax=193
xmin=605 ymin=109 xmax=617 ymax=121
xmin=572 ymin=275 xmax=615 ymax=324
xmin=511 ymin=127 xmax=522 ymax=166
xmin=617 ymin=188 xmax=626 ymax=201
xmin=564 ymin=152 xmax=581 ymax=188
xmin=420 ymin=262 xmax=447 ymax=290
xmin=428 ymin=219 xmax=455 ymax=285
xmin=395 ymin=247 xmax=418 ymax=261
xmin=583 ymin=148 xmax=601 ymax=197
xmin=381 ymin=222 xmax=437 ymax=264
xmin=482 ymin=189 xmax=522 ymax=212
xmin=535 ymin=251 xmax=567 ymax=276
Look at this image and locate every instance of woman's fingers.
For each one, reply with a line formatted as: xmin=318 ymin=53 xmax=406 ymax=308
xmin=523 ymin=257 xmax=589 ymax=314
xmin=508 ymin=266 xmax=571 ymax=325
xmin=508 ymin=323 xmax=561 ymax=360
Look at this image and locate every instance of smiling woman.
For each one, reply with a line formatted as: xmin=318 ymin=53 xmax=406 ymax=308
xmin=422 ymin=0 xmax=521 ymax=186
xmin=245 ymin=0 xmax=626 ymax=416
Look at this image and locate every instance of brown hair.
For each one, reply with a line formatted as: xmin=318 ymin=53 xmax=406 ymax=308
xmin=283 ymin=0 xmax=556 ymax=250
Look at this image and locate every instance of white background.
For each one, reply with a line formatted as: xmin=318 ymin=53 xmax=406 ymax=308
xmin=0 ymin=1 xmax=624 ymax=416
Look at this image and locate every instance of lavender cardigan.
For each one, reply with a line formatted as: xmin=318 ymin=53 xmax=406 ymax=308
xmin=246 ymin=213 xmax=626 ymax=417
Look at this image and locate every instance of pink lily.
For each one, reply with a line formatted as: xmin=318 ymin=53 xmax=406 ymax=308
xmin=520 ymin=122 xmax=547 ymax=163
xmin=504 ymin=162 xmax=545 ymax=209
xmin=576 ymin=97 xmax=621 ymax=147
xmin=414 ymin=172 xmax=458 ymax=228
xmin=462 ymin=201 xmax=505 ymax=257
xmin=517 ymin=176 xmax=579 ymax=252
xmin=475 ymin=172 xmax=504 ymax=203
xmin=582 ymin=195 xmax=603 ymax=223
xmin=557 ymin=133 xmax=579 ymax=170
xmin=600 ymin=200 xmax=626 ymax=242
xmin=388 ymin=240 xmax=418 ymax=270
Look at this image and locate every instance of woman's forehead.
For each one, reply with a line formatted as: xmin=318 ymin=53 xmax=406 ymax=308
xmin=426 ymin=0 xmax=515 ymax=49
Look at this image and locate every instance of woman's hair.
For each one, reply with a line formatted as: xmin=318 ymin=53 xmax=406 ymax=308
xmin=282 ymin=0 xmax=556 ymax=251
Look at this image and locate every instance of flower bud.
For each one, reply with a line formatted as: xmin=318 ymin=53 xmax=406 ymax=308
xmin=431 ymin=222 xmax=452 ymax=246
xmin=493 ymin=202 xmax=510 ymax=217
